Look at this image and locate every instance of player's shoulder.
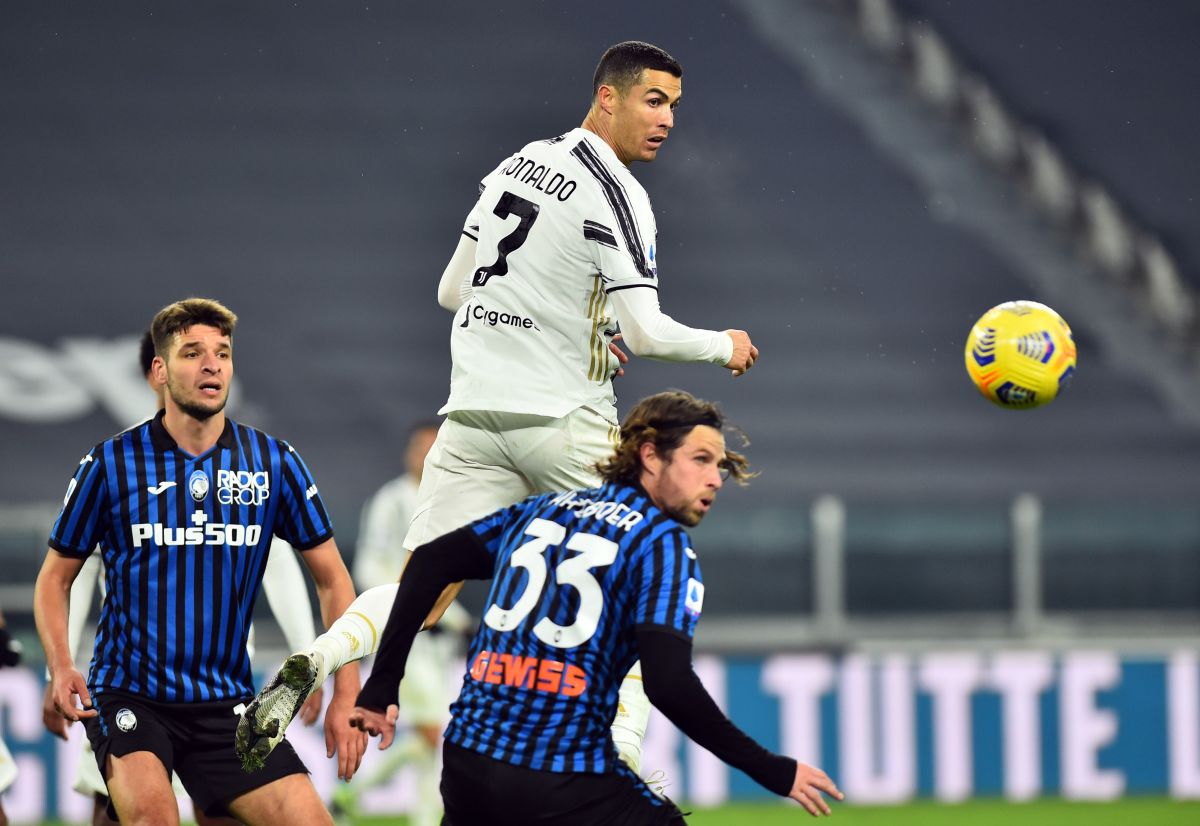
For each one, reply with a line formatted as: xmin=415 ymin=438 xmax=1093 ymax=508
xmin=224 ymin=418 xmax=294 ymax=457
xmin=89 ymin=416 xmax=155 ymax=459
xmin=546 ymin=482 xmax=684 ymax=542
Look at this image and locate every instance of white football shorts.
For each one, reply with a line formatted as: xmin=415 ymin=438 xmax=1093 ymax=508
xmin=402 ymin=406 xmax=618 ymax=551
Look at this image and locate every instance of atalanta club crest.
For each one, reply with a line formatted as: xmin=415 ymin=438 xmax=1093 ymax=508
xmin=115 ymin=708 xmax=137 ymax=732
xmin=189 ymin=469 xmax=210 ymax=502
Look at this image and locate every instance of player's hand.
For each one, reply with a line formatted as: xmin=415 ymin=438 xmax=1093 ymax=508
xmin=608 ymin=334 xmax=630 ymax=377
xmin=787 ymin=762 xmax=843 ymax=816
xmin=324 ymin=691 xmax=368 ymax=781
xmin=47 ymin=665 xmax=98 ymax=724
xmin=723 ymin=329 xmax=759 ymax=377
xmin=298 ymin=685 xmax=324 ymax=726
xmin=42 ymin=682 xmax=71 ymax=740
xmin=349 ymin=703 xmax=400 ymax=751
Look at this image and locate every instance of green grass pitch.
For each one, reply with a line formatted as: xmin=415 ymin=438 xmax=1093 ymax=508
xmin=38 ymin=797 xmax=1200 ymax=825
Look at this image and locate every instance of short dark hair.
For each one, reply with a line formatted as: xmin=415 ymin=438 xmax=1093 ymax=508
xmin=150 ymin=297 xmax=238 ymax=360
xmin=596 ymin=390 xmax=752 ymax=486
xmin=138 ymin=330 xmax=156 ymax=378
xmin=592 ymin=41 xmax=682 ymax=99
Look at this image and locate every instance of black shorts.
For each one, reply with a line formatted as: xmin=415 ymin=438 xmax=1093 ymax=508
xmin=440 ymin=740 xmax=686 ymax=826
xmin=84 ymin=689 xmax=308 ymax=818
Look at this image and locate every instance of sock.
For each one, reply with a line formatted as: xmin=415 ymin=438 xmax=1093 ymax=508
xmin=306 ymin=583 xmax=399 ymax=685
xmin=611 ymin=661 xmax=650 ymax=774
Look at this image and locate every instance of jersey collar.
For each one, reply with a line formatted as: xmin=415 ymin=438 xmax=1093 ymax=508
xmin=574 ymin=127 xmax=626 ymax=170
xmin=149 ymin=408 xmax=236 ymax=455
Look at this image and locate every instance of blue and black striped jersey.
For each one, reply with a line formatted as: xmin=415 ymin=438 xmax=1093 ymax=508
xmin=48 ymin=411 xmax=333 ymax=702
xmin=444 ymin=481 xmax=705 ymax=773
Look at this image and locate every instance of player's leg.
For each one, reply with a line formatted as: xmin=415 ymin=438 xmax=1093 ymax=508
xmin=104 ymin=752 xmax=181 ymax=826
xmin=176 ymin=695 xmax=320 ymax=825
xmin=240 ymin=413 xmax=528 ymax=762
xmin=225 ymin=774 xmax=333 ymax=826
xmin=72 ymin=736 xmax=119 ymax=826
xmin=612 ymin=661 xmax=653 ymax=774
xmin=85 ymin=693 xmax=182 ymax=826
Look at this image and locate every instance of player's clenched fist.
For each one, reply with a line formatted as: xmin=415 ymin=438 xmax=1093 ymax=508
xmin=723 ymin=329 xmax=759 ymax=377
xmin=788 ymin=762 xmax=844 ymax=816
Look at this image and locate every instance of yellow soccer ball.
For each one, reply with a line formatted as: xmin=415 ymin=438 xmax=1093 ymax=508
xmin=964 ymin=300 xmax=1076 ymax=408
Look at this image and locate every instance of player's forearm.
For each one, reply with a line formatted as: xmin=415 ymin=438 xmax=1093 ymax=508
xmin=638 ymin=628 xmax=796 ymax=796
xmin=609 ymin=286 xmax=733 ymax=364
xmin=357 ymin=528 xmax=491 ymax=709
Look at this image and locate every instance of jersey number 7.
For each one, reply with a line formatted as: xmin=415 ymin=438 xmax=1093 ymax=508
xmin=483 ymin=518 xmax=617 ymax=649
xmin=473 ymin=191 xmax=540 ymax=287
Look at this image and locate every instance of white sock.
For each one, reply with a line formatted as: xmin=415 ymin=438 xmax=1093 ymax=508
xmin=305 ymin=583 xmax=399 ymax=685
xmin=611 ymin=661 xmax=649 ymax=774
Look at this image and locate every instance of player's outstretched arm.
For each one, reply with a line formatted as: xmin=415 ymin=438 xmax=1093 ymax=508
xmin=353 ymin=528 xmax=493 ymax=723
xmin=33 ymin=550 xmax=97 ymax=726
xmin=607 ymin=286 xmax=759 ymax=375
xmin=637 ymin=627 xmax=843 ymax=813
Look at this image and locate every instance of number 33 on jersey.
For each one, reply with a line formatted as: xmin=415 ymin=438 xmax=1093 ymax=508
xmin=445 ymin=481 xmax=702 ymax=772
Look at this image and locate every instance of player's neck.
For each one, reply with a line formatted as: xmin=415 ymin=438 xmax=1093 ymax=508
xmin=581 ymin=112 xmax=630 ymax=167
xmin=162 ymin=404 xmax=226 ymax=456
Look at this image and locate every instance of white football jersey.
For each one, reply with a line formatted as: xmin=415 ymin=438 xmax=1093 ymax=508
xmin=440 ymin=128 xmax=661 ymax=421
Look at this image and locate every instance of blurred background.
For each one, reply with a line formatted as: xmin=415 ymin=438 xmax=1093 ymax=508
xmin=1 ymin=0 xmax=1199 ymax=821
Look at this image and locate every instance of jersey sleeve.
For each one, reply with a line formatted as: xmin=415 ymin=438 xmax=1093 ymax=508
xmin=273 ymin=442 xmax=335 ymax=551
xmin=464 ymin=494 xmax=543 ymax=562
xmin=631 ymin=528 xmax=704 ymax=640
xmin=581 ymin=177 xmax=660 ymax=295
xmin=48 ymin=446 xmax=108 ymax=557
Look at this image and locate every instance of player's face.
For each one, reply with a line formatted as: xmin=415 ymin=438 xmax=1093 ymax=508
xmin=610 ymin=69 xmax=681 ymax=165
xmin=646 ymin=425 xmax=726 ymax=527
xmin=159 ymin=324 xmax=232 ymax=422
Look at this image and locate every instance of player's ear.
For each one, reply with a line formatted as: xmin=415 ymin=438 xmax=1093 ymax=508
xmin=596 ymin=83 xmax=618 ymax=116
xmin=152 ymin=355 xmax=168 ymax=384
xmin=638 ymin=441 xmax=661 ymax=476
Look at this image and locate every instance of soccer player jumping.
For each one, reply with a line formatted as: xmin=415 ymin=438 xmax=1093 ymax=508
xmin=351 ymin=391 xmax=843 ymax=823
xmin=239 ymin=38 xmax=758 ymax=784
